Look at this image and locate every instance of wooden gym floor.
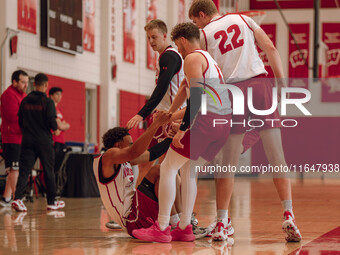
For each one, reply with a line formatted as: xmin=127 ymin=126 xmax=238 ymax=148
xmin=1 ymin=178 xmax=340 ymax=255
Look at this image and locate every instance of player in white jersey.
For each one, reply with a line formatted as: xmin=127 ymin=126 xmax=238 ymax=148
xmin=127 ymin=19 xmax=186 ymax=184
xmin=93 ymin=111 xmax=172 ymax=236
xmin=188 ymin=0 xmax=301 ymax=242
xmin=133 ymin=22 xmax=232 ymax=243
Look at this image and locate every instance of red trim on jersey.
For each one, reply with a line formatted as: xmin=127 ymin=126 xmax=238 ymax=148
xmin=165 ymin=48 xmax=183 ymax=75
xmin=194 ymin=50 xmax=209 ymax=77
xmin=202 ymin=29 xmax=208 ymax=51
xmin=113 ymin=180 xmax=123 ymax=203
xmin=105 ymin=185 xmax=126 ymax=227
xmin=205 ymin=13 xmax=229 ymax=26
xmin=239 ymin=14 xmax=253 ymax=32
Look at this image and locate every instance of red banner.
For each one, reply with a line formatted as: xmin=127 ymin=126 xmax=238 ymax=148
xmin=83 ymin=0 xmax=95 ymax=52
xmin=288 ymin=23 xmax=309 ymax=98
xmin=321 ymin=23 xmax=340 ymax=102
xmin=146 ymin=0 xmax=157 ymax=70
xmin=322 ymin=23 xmax=340 ymax=77
xmin=178 ymin=0 xmax=185 ymax=23
xmin=250 ymin=0 xmax=338 ymax=9
xmin=123 ymin=0 xmax=136 ymax=63
xmin=17 ymin=0 xmax=37 ymax=34
xmin=257 ymin=24 xmax=276 ymax=78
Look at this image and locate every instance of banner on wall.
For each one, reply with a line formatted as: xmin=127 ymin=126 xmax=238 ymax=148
xmin=146 ymin=0 xmax=157 ymax=70
xmin=83 ymin=0 xmax=95 ymax=52
xmin=323 ymin=23 xmax=340 ymax=77
xmin=288 ymin=23 xmax=309 ymax=98
xmin=123 ymin=0 xmax=136 ymax=63
xmin=179 ymin=0 xmax=185 ymax=23
xmin=17 ymin=0 xmax=37 ymax=34
xmin=257 ymin=24 xmax=276 ymax=78
xmin=250 ymin=0 xmax=338 ymax=9
xmin=321 ymin=23 xmax=340 ymax=102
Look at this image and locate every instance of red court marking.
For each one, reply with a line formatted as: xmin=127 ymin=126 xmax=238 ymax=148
xmin=289 ymin=226 xmax=340 ymax=254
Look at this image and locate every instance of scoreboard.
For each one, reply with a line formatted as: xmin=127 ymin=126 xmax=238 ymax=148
xmin=41 ymin=0 xmax=83 ymax=54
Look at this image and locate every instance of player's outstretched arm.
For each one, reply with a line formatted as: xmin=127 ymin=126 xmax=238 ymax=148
xmin=102 ymin=111 xmax=172 ymax=167
xmin=130 ymin=138 xmax=172 ymax=165
xmin=168 ymin=79 xmax=188 ymax=114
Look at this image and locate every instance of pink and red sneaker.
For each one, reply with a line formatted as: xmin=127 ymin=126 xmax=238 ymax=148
xmin=282 ymin=211 xmax=302 ymax=242
xmin=132 ymin=220 xmax=172 ymax=243
xmin=171 ymin=223 xmax=195 ymax=242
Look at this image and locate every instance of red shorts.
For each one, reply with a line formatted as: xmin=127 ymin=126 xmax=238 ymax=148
xmin=230 ymin=74 xmax=282 ymax=134
xmin=125 ymin=189 xmax=159 ymax=237
xmin=146 ymin=113 xmax=169 ymax=148
xmin=171 ymin=113 xmax=232 ymax=162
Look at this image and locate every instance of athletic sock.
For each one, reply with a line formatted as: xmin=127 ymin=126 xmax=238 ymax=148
xmin=170 ymin=214 xmax=180 ymax=226
xmin=217 ymin=209 xmax=228 ymax=226
xmin=4 ymin=197 xmax=11 ymax=202
xmin=281 ymin=200 xmax=294 ymax=218
xmin=158 ymin=214 xmax=170 ymax=231
xmin=179 ymin=214 xmax=191 ymax=230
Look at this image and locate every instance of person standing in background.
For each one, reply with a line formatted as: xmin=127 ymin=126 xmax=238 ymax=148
xmin=49 ymin=87 xmax=70 ymax=179
xmin=12 ymin=73 xmax=65 ymax=212
xmin=0 ymin=70 xmax=28 ymax=206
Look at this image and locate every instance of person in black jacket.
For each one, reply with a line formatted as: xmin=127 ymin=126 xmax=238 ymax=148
xmin=12 ymin=73 xmax=65 ymax=212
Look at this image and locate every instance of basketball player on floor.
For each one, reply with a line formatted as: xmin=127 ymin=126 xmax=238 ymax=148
xmin=94 ymin=111 xmax=174 ymax=236
xmin=133 ymin=22 xmax=232 ymax=243
xmin=126 ymin=19 xmax=185 ymax=178
xmin=188 ymin=0 xmax=301 ymax=242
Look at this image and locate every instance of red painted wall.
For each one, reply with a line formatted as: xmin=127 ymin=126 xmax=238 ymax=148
xmin=251 ymin=117 xmax=340 ymax=166
xmin=47 ymin=74 xmax=86 ymax=142
xmin=119 ymin=90 xmax=147 ymax=141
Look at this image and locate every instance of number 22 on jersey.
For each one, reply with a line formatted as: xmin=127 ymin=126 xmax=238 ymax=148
xmin=214 ymin=24 xmax=244 ymax=55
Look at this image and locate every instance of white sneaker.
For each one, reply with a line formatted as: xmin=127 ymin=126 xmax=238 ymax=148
xmin=207 ymin=218 xmax=234 ymax=238
xmin=212 ymin=222 xmax=229 ymax=241
xmin=12 ymin=199 xmax=27 ymax=212
xmin=46 ymin=200 xmax=65 ymax=210
xmin=282 ymin=211 xmax=302 ymax=242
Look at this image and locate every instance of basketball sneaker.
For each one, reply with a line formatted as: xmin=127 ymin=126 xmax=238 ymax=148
xmin=46 ymin=200 xmax=65 ymax=210
xmin=106 ymin=220 xmax=122 ymax=229
xmin=207 ymin=218 xmax=234 ymax=238
xmin=12 ymin=199 xmax=27 ymax=212
xmin=171 ymin=223 xmax=195 ymax=242
xmin=282 ymin=211 xmax=302 ymax=242
xmin=132 ymin=220 xmax=172 ymax=243
xmin=0 ymin=197 xmax=12 ymax=207
xmin=212 ymin=221 xmax=229 ymax=241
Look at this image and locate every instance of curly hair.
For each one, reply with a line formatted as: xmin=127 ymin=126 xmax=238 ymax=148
xmin=102 ymin=127 xmax=130 ymax=149
xmin=171 ymin=22 xmax=200 ymax=42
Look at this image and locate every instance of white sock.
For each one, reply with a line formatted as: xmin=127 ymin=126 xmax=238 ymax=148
xmin=179 ymin=160 xmax=197 ymax=230
xmin=217 ymin=209 xmax=228 ymax=226
xmin=4 ymin=197 xmax=11 ymax=202
xmin=170 ymin=214 xmax=180 ymax=226
xmin=282 ymin=200 xmax=294 ymax=217
xmin=158 ymin=148 xmax=189 ymax=231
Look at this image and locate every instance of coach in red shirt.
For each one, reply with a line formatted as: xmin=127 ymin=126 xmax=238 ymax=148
xmin=0 ymin=70 xmax=28 ymax=206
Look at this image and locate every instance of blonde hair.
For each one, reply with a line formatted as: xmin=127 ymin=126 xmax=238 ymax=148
xmin=144 ymin=19 xmax=167 ymax=34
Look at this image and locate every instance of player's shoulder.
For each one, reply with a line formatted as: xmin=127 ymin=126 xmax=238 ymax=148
xmin=160 ymin=48 xmax=182 ymax=64
xmin=185 ymin=51 xmax=205 ymax=64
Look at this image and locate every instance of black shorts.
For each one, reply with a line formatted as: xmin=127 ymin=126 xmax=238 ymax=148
xmin=2 ymin=144 xmax=21 ymax=170
xmin=137 ymin=178 xmax=158 ymax=202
